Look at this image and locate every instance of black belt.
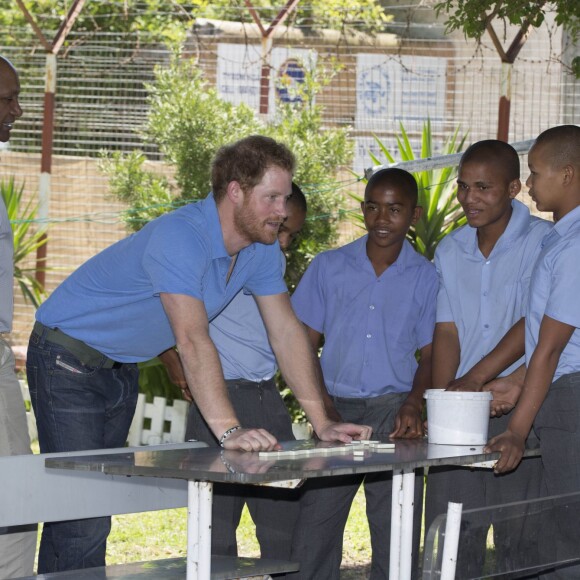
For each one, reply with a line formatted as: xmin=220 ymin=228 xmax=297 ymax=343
xmin=33 ymin=321 xmax=122 ymax=369
xmin=225 ymin=378 xmax=275 ymax=388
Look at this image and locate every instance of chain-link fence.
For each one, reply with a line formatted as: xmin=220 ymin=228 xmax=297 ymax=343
xmin=1 ymin=3 xmax=578 ymax=344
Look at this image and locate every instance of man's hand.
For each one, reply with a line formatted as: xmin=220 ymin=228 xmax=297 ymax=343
xmin=446 ymin=372 xmax=485 ymax=392
xmin=222 ymin=428 xmax=280 ymax=452
xmin=158 ymin=348 xmax=192 ymax=402
xmin=483 ymin=375 xmax=523 ymax=417
xmin=484 ymin=429 xmax=526 ymax=473
xmin=390 ymin=401 xmax=424 ymax=439
xmin=316 ymin=422 xmax=372 ymax=443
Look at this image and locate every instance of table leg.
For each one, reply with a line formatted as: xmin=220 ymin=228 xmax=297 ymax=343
xmin=389 ymin=468 xmax=416 ymax=580
xmin=440 ymin=502 xmax=462 ymax=580
xmin=187 ymin=480 xmax=213 ymax=580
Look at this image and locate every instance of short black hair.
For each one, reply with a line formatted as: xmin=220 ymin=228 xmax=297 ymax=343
xmin=365 ymin=167 xmax=418 ymax=206
xmin=460 ymin=140 xmax=520 ymax=181
xmin=289 ymin=182 xmax=307 ymax=213
xmin=533 ymin=125 xmax=580 ymax=169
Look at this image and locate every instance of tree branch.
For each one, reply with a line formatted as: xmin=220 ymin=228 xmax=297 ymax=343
xmin=14 ymin=0 xmax=52 ymax=52
xmin=484 ymin=18 xmax=509 ymax=62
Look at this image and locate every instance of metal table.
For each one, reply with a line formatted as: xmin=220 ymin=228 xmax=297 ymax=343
xmin=46 ymin=439 xmax=540 ymax=580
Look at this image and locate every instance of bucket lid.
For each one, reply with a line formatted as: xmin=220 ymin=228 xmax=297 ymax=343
xmin=424 ymin=388 xmax=492 ymax=401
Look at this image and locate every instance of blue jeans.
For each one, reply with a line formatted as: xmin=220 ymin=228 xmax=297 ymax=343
xmin=26 ymin=327 xmax=139 ymax=573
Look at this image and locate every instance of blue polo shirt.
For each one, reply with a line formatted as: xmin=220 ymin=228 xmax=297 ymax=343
xmin=210 ymin=252 xmax=285 ymax=381
xmin=526 ymin=205 xmax=580 ymax=381
xmin=291 ymin=236 xmax=438 ymax=397
xmin=37 ymin=194 xmax=287 ymax=362
xmin=436 ymin=199 xmax=551 ymax=379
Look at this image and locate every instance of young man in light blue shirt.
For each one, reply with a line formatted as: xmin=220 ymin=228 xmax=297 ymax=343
xmin=27 ymin=136 xmax=371 ymax=573
xmin=487 ymin=125 xmax=580 ymax=578
xmin=290 ymin=168 xmax=438 ymax=579
xmin=425 ymin=140 xmax=551 ymax=577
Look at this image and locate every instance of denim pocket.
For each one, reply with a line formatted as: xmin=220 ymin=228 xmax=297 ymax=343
xmin=49 ymin=347 xmax=102 ymax=377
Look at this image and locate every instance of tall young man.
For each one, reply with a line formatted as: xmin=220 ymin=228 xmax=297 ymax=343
xmin=290 ymin=168 xmax=437 ymax=579
xmin=425 ymin=140 xmax=551 ymax=576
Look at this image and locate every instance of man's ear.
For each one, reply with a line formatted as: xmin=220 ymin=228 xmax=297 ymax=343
xmin=360 ymin=201 xmax=365 ymax=214
xmin=226 ymin=181 xmax=244 ymax=205
xmin=508 ymin=179 xmax=522 ymax=199
xmin=562 ymin=164 xmax=575 ymax=186
xmin=412 ymin=205 xmax=423 ymax=224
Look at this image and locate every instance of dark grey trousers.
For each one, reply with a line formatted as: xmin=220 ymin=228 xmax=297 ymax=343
xmin=289 ymin=392 xmax=423 ymax=580
xmin=185 ymin=378 xmax=300 ymax=562
xmin=535 ymin=372 xmax=580 ymax=580
xmin=425 ymin=412 xmax=546 ymax=578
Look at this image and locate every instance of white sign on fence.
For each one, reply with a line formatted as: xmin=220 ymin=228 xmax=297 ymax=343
xmin=217 ymin=43 xmax=317 ymax=115
xmin=355 ymin=54 xmax=447 ymax=132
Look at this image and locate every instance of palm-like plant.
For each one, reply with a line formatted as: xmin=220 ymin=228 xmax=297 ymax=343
xmin=1 ymin=177 xmax=47 ymax=307
xmin=362 ymin=120 xmax=468 ymax=260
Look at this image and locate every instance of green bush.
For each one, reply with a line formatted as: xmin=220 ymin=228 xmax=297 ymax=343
xmin=0 ymin=177 xmax=47 ymax=307
xmin=138 ymin=358 xmax=183 ymax=403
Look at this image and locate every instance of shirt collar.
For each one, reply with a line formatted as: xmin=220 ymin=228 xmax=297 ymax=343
xmin=356 ymin=235 xmax=415 ymax=274
xmin=452 ymin=199 xmax=530 ymax=257
xmin=553 ymin=204 xmax=580 ymax=238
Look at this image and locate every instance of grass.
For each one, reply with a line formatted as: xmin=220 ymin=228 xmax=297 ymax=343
xmin=33 ymin=490 xmax=371 ymax=576
xmin=106 ymin=489 xmax=372 ymax=576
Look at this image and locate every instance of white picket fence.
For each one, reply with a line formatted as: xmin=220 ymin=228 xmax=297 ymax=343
xmin=19 ymin=381 xmax=189 ymax=446
xmin=20 ymin=381 xmax=312 ymax=445
xmin=127 ymin=393 xmax=190 ymax=446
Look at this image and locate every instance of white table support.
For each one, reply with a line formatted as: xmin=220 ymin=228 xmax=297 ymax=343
xmin=390 ymin=469 xmax=417 ymax=580
xmin=440 ymin=502 xmax=463 ymax=580
xmin=187 ymin=480 xmax=213 ymax=580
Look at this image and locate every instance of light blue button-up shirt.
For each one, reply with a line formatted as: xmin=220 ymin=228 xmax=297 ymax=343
xmin=210 ymin=253 xmax=285 ymax=381
xmin=436 ymin=199 xmax=552 ymax=379
xmin=291 ymin=236 xmax=438 ymax=397
xmin=37 ymin=194 xmax=287 ymax=362
xmin=526 ymin=205 xmax=580 ymax=381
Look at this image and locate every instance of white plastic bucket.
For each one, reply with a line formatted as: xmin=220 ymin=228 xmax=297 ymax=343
xmin=424 ymin=389 xmax=492 ymax=445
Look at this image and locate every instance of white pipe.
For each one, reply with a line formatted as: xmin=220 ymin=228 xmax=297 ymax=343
xmin=390 ymin=469 xmax=403 ymax=579
xmin=440 ymin=502 xmax=463 ymax=580
xmin=399 ymin=470 xmax=416 ymax=580
xmin=187 ymin=480 xmax=213 ymax=580
xmin=365 ymin=138 xmax=536 ymax=178
xmin=198 ymin=482 xmax=213 ymax=579
xmin=187 ymin=480 xmax=200 ymax=580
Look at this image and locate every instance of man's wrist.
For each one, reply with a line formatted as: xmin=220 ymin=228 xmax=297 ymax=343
xmin=219 ymin=425 xmax=241 ymax=447
xmin=402 ymin=393 xmax=424 ymax=410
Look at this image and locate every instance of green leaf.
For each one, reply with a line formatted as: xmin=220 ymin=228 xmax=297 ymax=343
xmin=1 ymin=177 xmax=48 ymax=308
